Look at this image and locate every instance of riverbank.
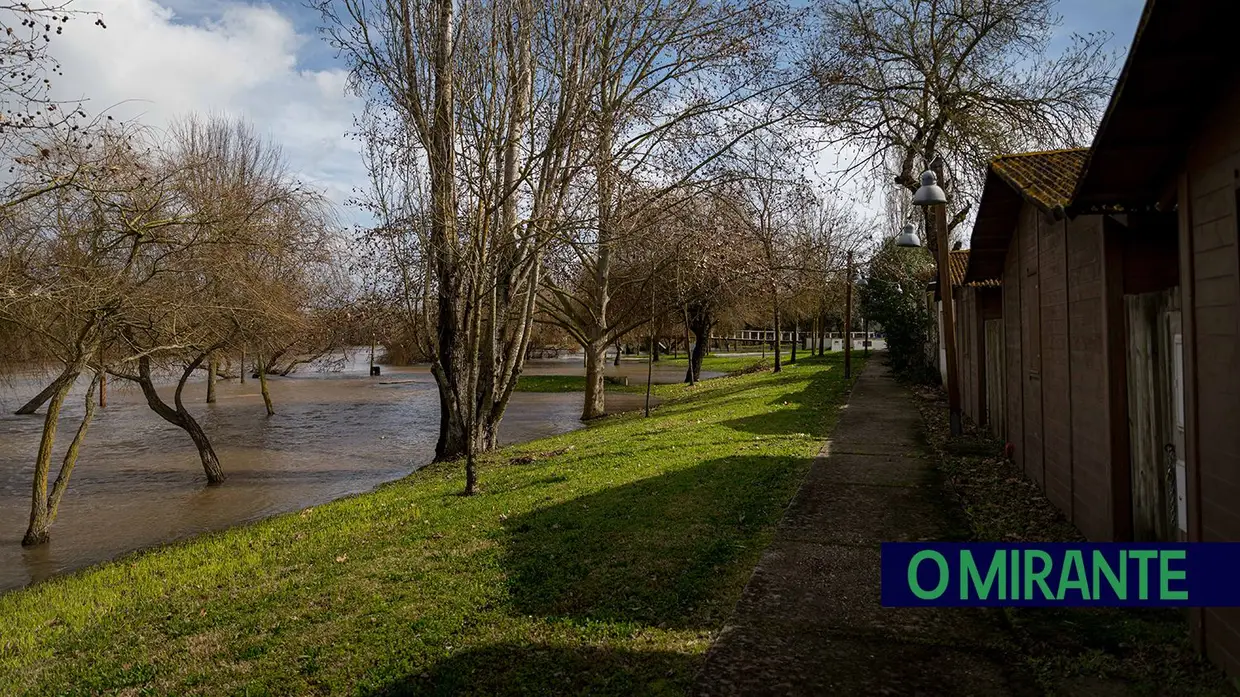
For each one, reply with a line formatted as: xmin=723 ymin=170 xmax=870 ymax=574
xmin=0 ymin=353 xmax=860 ymax=695
xmin=1 ymin=361 xmax=659 ymax=592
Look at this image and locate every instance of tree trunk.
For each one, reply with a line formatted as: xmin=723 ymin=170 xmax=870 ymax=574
xmin=582 ymin=340 xmax=607 ymax=420
xmin=433 ymin=363 xmax=469 ymax=460
xmin=131 ymin=355 xmax=226 ymax=484
xmin=464 ymin=449 xmax=477 ymax=496
xmin=183 ymin=413 xmax=224 ymax=483
xmin=22 ymin=372 xmax=75 ymax=546
xmin=428 ymin=0 xmax=470 ymax=463
xmin=686 ymin=304 xmax=712 ymax=384
xmin=206 ymin=355 xmax=217 ymax=404
xmin=258 ymin=357 xmax=274 ymax=416
xmin=15 ymin=364 xmax=77 ymax=415
xmin=614 ymin=341 xmax=622 ymax=366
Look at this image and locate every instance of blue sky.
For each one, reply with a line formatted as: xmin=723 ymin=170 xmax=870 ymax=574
xmin=45 ymin=0 xmax=1148 ymax=228
xmin=1057 ymin=0 xmax=1144 ymax=46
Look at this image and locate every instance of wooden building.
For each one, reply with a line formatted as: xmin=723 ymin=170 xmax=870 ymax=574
xmin=929 ymin=251 xmax=1003 ymax=436
xmin=963 ymin=0 xmax=1240 ymax=678
xmin=1069 ymin=0 xmax=1240 ymax=676
xmin=961 ymin=148 xmax=1176 ymax=544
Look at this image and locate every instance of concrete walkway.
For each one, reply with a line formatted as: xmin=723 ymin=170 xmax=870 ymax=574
xmin=692 ymin=360 xmax=1033 ymax=697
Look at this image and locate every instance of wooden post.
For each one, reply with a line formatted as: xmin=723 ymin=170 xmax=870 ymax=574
xmin=864 ymin=316 xmax=869 ymax=358
xmin=931 ymin=158 xmax=962 ymax=436
xmin=206 ymin=354 xmax=217 ymax=404
xmin=790 ymin=320 xmax=798 ymax=364
xmin=844 ymin=251 xmax=853 ymax=379
xmin=645 ymin=281 xmax=656 ymax=417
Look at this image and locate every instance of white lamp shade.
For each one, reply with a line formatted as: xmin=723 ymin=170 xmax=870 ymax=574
xmin=895 ymin=222 xmax=921 ymax=248
xmin=912 ymin=170 xmax=947 ymax=206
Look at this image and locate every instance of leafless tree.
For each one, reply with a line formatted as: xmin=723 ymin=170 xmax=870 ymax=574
xmin=804 ymin=0 xmax=1116 ymax=239
xmin=0 ymin=125 xmax=193 ymax=544
xmin=320 ymin=0 xmax=596 ymax=492
xmin=539 ymin=0 xmax=790 ymax=419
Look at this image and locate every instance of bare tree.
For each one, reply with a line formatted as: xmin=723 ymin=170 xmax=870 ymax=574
xmin=804 ymin=0 xmax=1116 ymax=239
xmin=0 ymin=125 xmax=194 ymax=544
xmin=0 ymin=2 xmax=105 ymax=155
xmin=321 ymin=0 xmax=596 ymax=492
xmin=539 ymin=0 xmax=789 ymax=419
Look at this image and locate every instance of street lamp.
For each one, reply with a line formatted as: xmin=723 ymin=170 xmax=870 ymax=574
xmin=907 ymin=165 xmax=962 ymax=437
xmin=912 ymin=170 xmax=947 ymax=206
xmin=895 ymin=221 xmax=920 ymax=248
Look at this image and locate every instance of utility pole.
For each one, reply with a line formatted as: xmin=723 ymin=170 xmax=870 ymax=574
xmin=930 ymin=157 xmax=963 ymax=436
xmin=645 ymin=279 xmax=656 ymax=417
xmin=844 ymin=250 xmax=853 ymax=379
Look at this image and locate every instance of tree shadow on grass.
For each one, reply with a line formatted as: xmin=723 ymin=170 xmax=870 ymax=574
xmin=719 ymin=361 xmax=854 ymax=438
xmin=501 ymin=455 xmax=812 ymax=630
xmin=361 ymin=643 xmax=698 ymax=697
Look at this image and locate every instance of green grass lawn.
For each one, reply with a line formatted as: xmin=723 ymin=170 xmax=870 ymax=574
xmin=656 ymin=353 xmax=771 ymax=375
xmin=514 ymin=354 xmax=769 ymax=393
xmin=513 ymin=375 xmax=646 ymax=393
xmin=0 ymin=353 xmax=861 ymax=696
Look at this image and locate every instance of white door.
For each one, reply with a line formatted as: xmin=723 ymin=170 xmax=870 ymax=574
xmin=1170 ymin=312 xmax=1187 ymax=534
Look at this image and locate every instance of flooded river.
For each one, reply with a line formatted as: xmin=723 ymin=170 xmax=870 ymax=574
xmin=0 ymin=353 xmax=710 ymax=592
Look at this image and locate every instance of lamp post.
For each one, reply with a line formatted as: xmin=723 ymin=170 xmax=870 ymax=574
xmin=898 ymin=161 xmax=962 ymax=437
xmin=843 ymin=250 xmax=853 ymax=379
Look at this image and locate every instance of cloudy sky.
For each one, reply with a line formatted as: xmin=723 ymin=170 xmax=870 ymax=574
xmin=45 ymin=0 xmax=1147 ymax=228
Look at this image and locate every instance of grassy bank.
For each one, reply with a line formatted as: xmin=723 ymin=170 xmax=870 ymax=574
xmin=514 ymin=375 xmax=645 ymax=393
xmin=0 ymin=353 xmax=860 ymax=696
xmin=909 ymin=380 xmax=1234 ymax=697
xmin=658 ymin=354 xmax=771 ymax=375
xmin=513 ymin=354 xmax=768 ymax=393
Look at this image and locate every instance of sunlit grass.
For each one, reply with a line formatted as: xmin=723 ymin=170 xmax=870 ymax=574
xmin=514 ymin=354 xmax=768 ymax=393
xmin=513 ymin=375 xmax=645 ymax=393
xmin=0 ymin=353 xmax=860 ymax=696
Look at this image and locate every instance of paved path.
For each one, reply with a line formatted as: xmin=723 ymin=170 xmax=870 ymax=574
xmin=691 ymin=359 xmax=1033 ymax=697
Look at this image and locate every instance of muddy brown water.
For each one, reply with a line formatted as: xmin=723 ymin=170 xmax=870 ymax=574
xmin=0 ymin=353 xmax=714 ymax=592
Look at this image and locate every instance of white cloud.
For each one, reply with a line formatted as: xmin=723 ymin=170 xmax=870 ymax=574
xmin=45 ymin=0 xmax=365 ymax=222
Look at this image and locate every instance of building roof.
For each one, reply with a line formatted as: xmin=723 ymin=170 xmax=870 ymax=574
xmin=963 ymin=150 xmax=1089 ymax=283
xmin=1073 ymin=0 xmax=1240 ymax=211
xmin=949 ymin=249 xmax=970 ymax=287
xmin=927 ymin=250 xmax=1001 ymax=295
xmin=991 ymin=149 xmax=1090 ymax=214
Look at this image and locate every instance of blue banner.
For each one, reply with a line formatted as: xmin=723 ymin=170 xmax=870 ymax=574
xmin=880 ymin=543 xmax=1240 ymax=607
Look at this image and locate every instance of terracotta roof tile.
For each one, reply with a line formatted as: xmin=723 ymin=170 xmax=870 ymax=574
xmin=944 ymin=250 xmax=1000 ymax=288
xmin=930 ymin=250 xmax=1001 ymax=290
xmin=949 ymin=249 xmax=970 ymax=286
xmin=989 ymin=148 xmax=1090 ymax=213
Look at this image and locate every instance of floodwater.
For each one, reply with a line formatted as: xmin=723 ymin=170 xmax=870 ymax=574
xmin=0 ymin=352 xmax=711 ymax=592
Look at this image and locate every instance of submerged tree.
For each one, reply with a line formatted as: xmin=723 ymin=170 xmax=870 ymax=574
xmin=0 ymin=125 xmax=190 ymax=544
xmin=0 ymin=114 xmax=333 ymax=544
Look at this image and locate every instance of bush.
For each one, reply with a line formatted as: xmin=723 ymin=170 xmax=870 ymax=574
xmin=859 ymin=240 xmax=937 ymax=382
